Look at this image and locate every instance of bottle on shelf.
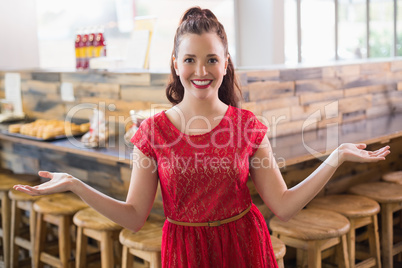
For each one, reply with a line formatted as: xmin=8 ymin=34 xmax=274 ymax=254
xmin=81 ymin=29 xmax=89 ymax=69
xmin=94 ymin=26 xmax=107 ymax=58
xmin=74 ymin=29 xmax=84 ymax=69
xmin=86 ymin=27 xmax=96 ymax=63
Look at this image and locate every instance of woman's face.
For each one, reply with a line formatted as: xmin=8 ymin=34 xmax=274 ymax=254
xmin=174 ymin=32 xmax=228 ymax=102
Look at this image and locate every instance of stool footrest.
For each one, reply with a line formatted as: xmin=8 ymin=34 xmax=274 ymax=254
xmin=40 ymin=252 xmax=71 ymax=267
xmin=355 ymin=257 xmax=377 ymax=268
xmin=15 ymin=237 xmax=31 ymax=250
xmin=394 ymin=241 xmax=402 ymax=256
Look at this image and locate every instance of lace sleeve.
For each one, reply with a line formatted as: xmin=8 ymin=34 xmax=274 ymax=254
xmin=130 ymin=118 xmax=157 ymax=160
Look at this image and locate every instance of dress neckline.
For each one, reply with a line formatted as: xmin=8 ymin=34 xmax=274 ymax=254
xmin=162 ymin=105 xmax=232 ymax=137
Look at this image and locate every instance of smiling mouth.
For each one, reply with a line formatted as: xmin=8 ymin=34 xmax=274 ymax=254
xmin=191 ymin=80 xmax=212 ymax=88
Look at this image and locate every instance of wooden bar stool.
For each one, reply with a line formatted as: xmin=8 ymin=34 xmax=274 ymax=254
xmin=9 ymin=189 xmax=41 ymax=268
xmin=269 ymin=208 xmax=351 ymax=268
xmin=33 ymin=193 xmax=88 ymax=268
xmin=308 ymin=194 xmax=381 ymax=268
xmin=0 ymin=173 xmax=39 ymax=268
xmin=271 ymin=235 xmax=286 ymax=268
xmin=382 ymin=171 xmax=402 ymax=231
xmin=73 ymin=207 xmax=123 ymax=268
xmin=349 ymin=182 xmax=402 ymax=268
xmin=119 ymin=220 xmax=163 ymax=268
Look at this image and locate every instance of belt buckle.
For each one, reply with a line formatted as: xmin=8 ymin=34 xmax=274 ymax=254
xmin=208 ymin=220 xmax=221 ymax=227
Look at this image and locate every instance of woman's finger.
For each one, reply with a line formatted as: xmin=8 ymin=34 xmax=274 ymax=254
xmin=38 ymin=171 xmax=53 ymax=179
xmin=355 ymin=143 xmax=367 ymax=150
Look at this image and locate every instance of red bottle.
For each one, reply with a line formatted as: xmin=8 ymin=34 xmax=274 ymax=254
xmin=82 ymin=31 xmax=89 ymax=69
xmin=86 ymin=28 xmax=96 ymax=64
xmin=94 ymin=27 xmax=106 ymax=57
xmin=75 ymin=32 xmax=82 ymax=69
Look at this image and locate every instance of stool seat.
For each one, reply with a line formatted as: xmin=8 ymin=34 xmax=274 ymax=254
xmin=8 ymin=188 xmax=41 ymax=267
xmin=0 ymin=174 xmax=39 ymax=190
xmin=382 ymin=171 xmax=402 ymax=184
xmin=0 ymin=173 xmax=39 ymax=268
xmin=271 ymin=235 xmax=286 ymax=268
xmin=33 ymin=193 xmax=88 ymax=215
xmin=33 ymin=193 xmax=88 ymax=268
xmin=308 ymin=195 xmax=381 ymax=268
xmin=73 ymin=207 xmax=121 ymax=231
xmin=271 ymin=235 xmax=286 ymax=260
xmin=349 ymin=182 xmax=402 ymax=203
xmin=74 ymin=207 xmax=122 ymax=268
xmin=308 ymin=195 xmax=380 ymax=218
xmin=120 ymin=220 xmax=163 ymax=268
xmin=270 ymin=209 xmax=350 ymax=240
xmin=9 ymin=188 xmax=41 ymax=202
xmin=270 ymin=208 xmax=351 ymax=268
xmin=119 ymin=221 xmax=163 ymax=251
xmin=349 ymin=182 xmax=402 ymax=268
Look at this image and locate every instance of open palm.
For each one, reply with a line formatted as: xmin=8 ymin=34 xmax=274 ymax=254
xmin=13 ymin=171 xmax=76 ymax=196
xmin=339 ymin=143 xmax=390 ymax=163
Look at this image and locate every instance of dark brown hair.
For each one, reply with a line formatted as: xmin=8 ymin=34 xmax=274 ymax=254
xmin=165 ymin=6 xmax=242 ymax=107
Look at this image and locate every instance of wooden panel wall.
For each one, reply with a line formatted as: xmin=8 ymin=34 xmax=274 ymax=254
xmin=240 ymin=61 xmax=402 ymax=137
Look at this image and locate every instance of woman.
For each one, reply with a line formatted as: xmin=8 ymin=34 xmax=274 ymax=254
xmin=15 ymin=7 xmax=390 ymax=267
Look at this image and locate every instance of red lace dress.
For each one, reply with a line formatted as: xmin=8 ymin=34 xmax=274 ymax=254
xmin=131 ymin=105 xmax=278 ymax=268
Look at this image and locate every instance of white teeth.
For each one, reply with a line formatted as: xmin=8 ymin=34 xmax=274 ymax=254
xmin=192 ymin=80 xmax=211 ymax=86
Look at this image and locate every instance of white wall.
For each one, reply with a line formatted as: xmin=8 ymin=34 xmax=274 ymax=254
xmin=0 ymin=0 xmax=39 ymax=69
xmin=234 ymin=0 xmax=284 ymax=68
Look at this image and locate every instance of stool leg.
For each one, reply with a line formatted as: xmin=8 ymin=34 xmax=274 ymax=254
xmin=35 ymin=213 xmax=46 ymax=268
xmin=122 ymin=246 xmax=132 ymax=268
xmin=101 ymin=231 xmax=114 ymax=268
xmin=347 ymin=220 xmax=356 ymax=268
xmin=76 ymin=226 xmax=87 ymax=268
xmin=368 ymin=215 xmax=382 ymax=268
xmin=307 ymin=240 xmax=321 ymax=268
xmin=29 ymin=204 xmax=36 ymax=268
xmin=339 ymin=235 xmax=350 ymax=268
xmin=10 ymin=199 xmax=19 ymax=268
xmin=277 ymin=258 xmax=285 ymax=268
xmin=1 ymin=192 xmax=11 ymax=268
xmin=149 ymin=252 xmax=161 ymax=268
xmin=297 ymin=249 xmax=308 ymax=267
xmin=381 ymin=204 xmax=393 ymax=268
xmin=59 ymin=216 xmax=72 ymax=268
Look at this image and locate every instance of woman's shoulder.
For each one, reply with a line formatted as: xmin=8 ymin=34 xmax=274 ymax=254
xmin=230 ymin=106 xmax=268 ymax=130
xmin=139 ymin=110 xmax=167 ymax=127
xmin=230 ymin=105 xmax=258 ymax=120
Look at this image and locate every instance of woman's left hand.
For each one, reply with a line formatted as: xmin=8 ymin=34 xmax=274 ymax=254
xmin=338 ymin=143 xmax=390 ymax=163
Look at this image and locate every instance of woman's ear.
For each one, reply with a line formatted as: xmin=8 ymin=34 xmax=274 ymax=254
xmin=173 ymin=55 xmax=179 ymax=76
xmin=224 ymin=56 xmax=229 ymax=75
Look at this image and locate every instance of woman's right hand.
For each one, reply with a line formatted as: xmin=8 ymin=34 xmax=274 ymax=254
xmin=13 ymin=171 xmax=78 ymax=196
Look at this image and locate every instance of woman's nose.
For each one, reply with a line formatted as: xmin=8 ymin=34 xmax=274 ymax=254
xmin=195 ymin=63 xmax=207 ymax=76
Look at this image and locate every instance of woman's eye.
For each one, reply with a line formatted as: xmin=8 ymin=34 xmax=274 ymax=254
xmin=184 ymin=58 xmax=194 ymax=63
xmin=208 ymin=58 xmax=218 ymax=64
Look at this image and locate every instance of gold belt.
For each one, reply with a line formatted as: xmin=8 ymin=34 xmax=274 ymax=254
xmin=167 ymin=205 xmax=252 ymax=227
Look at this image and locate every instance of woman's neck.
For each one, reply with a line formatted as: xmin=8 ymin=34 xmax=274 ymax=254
xmin=176 ymin=97 xmax=227 ymax=118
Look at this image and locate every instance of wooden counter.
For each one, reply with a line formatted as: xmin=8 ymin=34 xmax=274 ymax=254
xmin=1 ymin=112 xmax=401 ymax=170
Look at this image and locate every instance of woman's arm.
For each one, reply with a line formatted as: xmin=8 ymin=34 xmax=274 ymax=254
xmin=13 ymin=147 xmax=158 ymax=232
xmin=249 ymin=135 xmax=390 ymax=222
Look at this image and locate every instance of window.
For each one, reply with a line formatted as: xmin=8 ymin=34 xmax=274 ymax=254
xmin=338 ymin=0 xmax=367 ymax=60
xmin=285 ymin=0 xmax=402 ymax=63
